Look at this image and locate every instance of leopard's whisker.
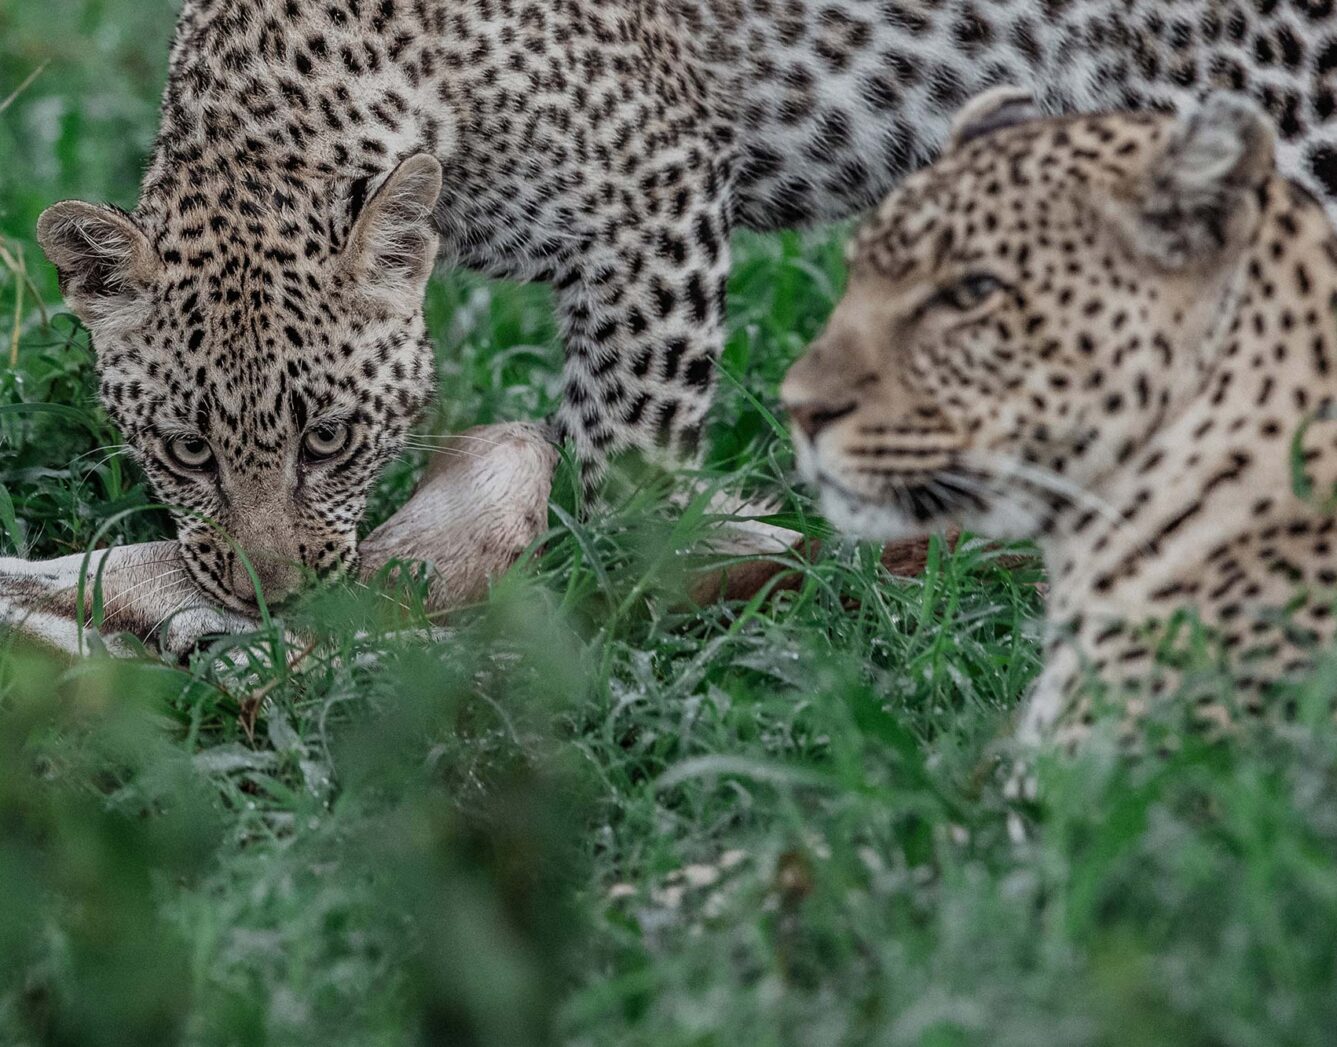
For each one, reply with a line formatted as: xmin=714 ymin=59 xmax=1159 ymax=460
xmin=98 ymin=569 xmax=188 ymax=620
xmin=960 ymin=454 xmax=1157 ymax=562
xmin=90 ymin=567 xmax=185 ymax=612
xmin=90 ymin=569 xmax=188 ymax=627
xmin=146 ymin=592 xmax=193 ymax=641
xmin=402 ymin=438 xmax=489 ymax=452
xmin=347 ymin=575 xmax=416 ymax=614
xmin=406 ymin=432 xmax=509 ymax=448
xmin=74 ymin=553 xmax=187 ymax=573
xmin=401 ymin=442 xmax=491 ymax=461
xmin=71 ymin=443 xmax=129 ymax=465
xmin=964 ymin=453 xmax=1124 ymax=529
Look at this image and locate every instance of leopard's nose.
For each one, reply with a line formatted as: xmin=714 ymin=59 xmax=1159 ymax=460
xmin=786 ymin=400 xmax=858 ymax=440
xmin=228 ymin=552 xmax=301 ymax=608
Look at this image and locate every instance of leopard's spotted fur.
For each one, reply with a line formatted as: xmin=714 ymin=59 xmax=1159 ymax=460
xmin=36 ymin=0 xmax=1337 ymax=610
xmin=782 ymin=89 xmax=1337 ymax=744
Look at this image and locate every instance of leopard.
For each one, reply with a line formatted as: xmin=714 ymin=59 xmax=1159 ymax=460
xmin=781 ymin=85 xmax=1337 ymax=747
xmin=33 ymin=0 xmax=1337 ymax=613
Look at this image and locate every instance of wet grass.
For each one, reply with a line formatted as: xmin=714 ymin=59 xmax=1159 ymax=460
xmin=4 ymin=4 xmax=1337 ymax=1045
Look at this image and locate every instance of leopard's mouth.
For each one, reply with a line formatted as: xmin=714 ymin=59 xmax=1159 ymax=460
xmin=810 ymin=468 xmax=989 ymax=542
xmin=814 ymin=456 xmax=1072 ymax=543
xmin=178 ymin=546 xmax=302 ymax=616
xmin=178 ymin=551 xmax=261 ymax=616
xmin=182 ymin=537 xmax=361 ymax=615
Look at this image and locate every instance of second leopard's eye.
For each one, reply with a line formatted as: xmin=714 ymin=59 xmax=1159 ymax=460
xmin=166 ymin=434 xmax=215 ymax=472
xmin=934 ymin=272 xmax=1008 ymax=312
xmin=303 ymin=422 xmax=352 ymax=462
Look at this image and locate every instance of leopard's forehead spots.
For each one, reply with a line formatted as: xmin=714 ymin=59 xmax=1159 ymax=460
xmin=102 ymin=235 xmax=428 ymax=438
xmin=850 ymin=112 xmax=1169 ymax=281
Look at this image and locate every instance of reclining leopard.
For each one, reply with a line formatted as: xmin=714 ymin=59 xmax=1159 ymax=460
xmin=35 ymin=0 xmax=1337 ymax=612
xmin=781 ymin=87 xmax=1337 ymax=745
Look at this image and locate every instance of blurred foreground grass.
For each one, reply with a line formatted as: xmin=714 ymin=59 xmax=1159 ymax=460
xmin=4 ymin=4 xmax=1337 ymax=1045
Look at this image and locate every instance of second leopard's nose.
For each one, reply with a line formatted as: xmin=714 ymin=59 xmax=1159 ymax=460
xmin=785 ymin=400 xmax=858 ymax=440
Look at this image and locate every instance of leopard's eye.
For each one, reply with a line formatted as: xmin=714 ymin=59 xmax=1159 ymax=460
xmin=166 ymin=435 xmax=215 ymax=472
xmin=303 ymin=422 xmax=351 ymax=462
xmin=935 ymin=272 xmax=1008 ymax=312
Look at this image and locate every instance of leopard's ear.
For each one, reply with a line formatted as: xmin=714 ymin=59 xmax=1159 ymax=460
xmin=1112 ymin=95 xmax=1275 ymax=271
xmin=36 ymin=202 xmax=158 ymax=332
xmin=947 ymin=87 xmax=1043 ymax=151
xmin=341 ymin=153 xmax=443 ymax=312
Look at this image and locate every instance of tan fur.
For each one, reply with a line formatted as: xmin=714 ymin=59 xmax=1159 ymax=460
xmin=783 ymin=93 xmax=1337 ymax=745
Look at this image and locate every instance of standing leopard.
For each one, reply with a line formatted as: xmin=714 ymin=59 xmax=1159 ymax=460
xmin=34 ymin=0 xmax=1337 ymax=612
xmin=781 ymin=86 xmax=1337 ymax=745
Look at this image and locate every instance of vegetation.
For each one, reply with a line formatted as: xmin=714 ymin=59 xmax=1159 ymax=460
xmin=3 ymin=4 xmax=1337 ymax=1044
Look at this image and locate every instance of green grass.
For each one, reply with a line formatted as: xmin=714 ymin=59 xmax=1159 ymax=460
xmin=5 ymin=4 xmax=1337 ymax=1045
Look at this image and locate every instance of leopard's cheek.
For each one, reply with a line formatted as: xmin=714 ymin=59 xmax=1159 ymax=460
xmin=317 ymin=529 xmax=362 ymax=578
xmin=295 ymin=457 xmax=374 ymax=570
xmin=138 ymin=456 xmax=217 ymax=516
xmin=357 ymin=421 xmax=410 ymax=462
xmin=171 ymin=523 xmax=234 ymax=605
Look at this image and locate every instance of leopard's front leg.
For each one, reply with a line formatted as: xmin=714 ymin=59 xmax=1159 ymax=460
xmin=552 ymin=154 xmax=735 ymax=499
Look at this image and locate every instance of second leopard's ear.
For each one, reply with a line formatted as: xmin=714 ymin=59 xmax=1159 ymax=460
xmin=340 ymin=153 xmax=443 ymax=312
xmin=1110 ymin=95 xmax=1275 ymax=271
xmin=947 ymin=87 xmax=1043 ymax=151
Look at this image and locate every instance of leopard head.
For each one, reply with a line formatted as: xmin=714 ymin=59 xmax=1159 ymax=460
xmin=38 ymin=155 xmax=443 ymax=612
xmin=781 ymin=90 xmax=1276 ymax=543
